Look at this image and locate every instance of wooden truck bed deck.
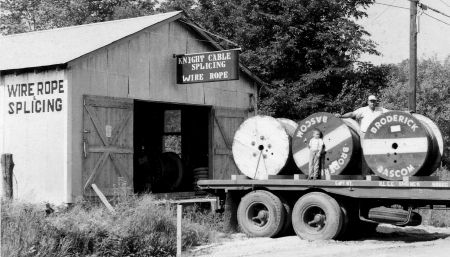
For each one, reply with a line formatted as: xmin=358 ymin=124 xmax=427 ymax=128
xmin=197 ymin=175 xmax=450 ymax=201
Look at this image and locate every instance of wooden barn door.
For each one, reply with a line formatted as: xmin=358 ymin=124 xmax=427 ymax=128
xmin=82 ymin=95 xmax=134 ymax=197
xmin=212 ymin=107 xmax=248 ymax=179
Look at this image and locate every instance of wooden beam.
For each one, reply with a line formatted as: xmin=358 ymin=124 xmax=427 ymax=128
xmin=1 ymin=154 xmax=14 ymax=199
xmin=91 ymin=184 xmax=116 ymax=214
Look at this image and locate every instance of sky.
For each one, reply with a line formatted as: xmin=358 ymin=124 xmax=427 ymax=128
xmin=357 ymin=0 xmax=450 ymax=65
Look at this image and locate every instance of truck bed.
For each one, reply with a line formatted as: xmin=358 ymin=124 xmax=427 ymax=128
xmin=197 ymin=175 xmax=450 ymax=201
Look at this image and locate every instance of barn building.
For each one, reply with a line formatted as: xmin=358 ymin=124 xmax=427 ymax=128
xmin=0 ymin=11 xmax=261 ymax=204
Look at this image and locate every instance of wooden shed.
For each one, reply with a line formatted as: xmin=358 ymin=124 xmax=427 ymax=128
xmin=0 ymin=11 xmax=261 ymax=204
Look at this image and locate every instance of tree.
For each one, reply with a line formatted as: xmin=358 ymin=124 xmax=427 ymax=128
xmin=0 ymin=0 xmax=157 ymax=35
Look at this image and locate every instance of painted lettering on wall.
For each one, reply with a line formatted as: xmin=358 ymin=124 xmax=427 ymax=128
xmin=6 ymin=80 xmax=65 ymax=114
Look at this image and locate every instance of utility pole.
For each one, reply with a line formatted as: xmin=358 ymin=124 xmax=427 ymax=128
xmin=409 ymin=0 xmax=418 ymax=112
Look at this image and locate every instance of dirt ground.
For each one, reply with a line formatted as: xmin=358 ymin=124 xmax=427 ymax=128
xmin=189 ymin=225 xmax=450 ymax=257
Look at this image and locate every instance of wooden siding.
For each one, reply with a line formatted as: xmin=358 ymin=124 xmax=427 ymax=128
xmin=67 ymin=20 xmax=257 ymax=197
xmin=68 ymin=20 xmax=256 ymax=107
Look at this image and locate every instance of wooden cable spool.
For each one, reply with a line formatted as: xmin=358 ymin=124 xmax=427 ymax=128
xmin=277 ymin=118 xmax=298 ymax=137
xmin=363 ymin=111 xmax=443 ymax=180
xmin=232 ymin=115 xmax=290 ymax=180
xmin=413 ymin=114 xmax=444 ymax=173
xmin=292 ymin=112 xmax=361 ymax=176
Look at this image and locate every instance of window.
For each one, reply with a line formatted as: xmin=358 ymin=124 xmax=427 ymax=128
xmin=163 ymin=110 xmax=181 ymax=156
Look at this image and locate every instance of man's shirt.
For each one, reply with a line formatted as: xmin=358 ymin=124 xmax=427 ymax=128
xmin=309 ymin=138 xmax=324 ymax=152
xmin=353 ymin=106 xmax=388 ymax=133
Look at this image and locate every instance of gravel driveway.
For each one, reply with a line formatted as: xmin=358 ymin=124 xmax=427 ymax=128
xmin=189 ymin=225 xmax=450 ymax=257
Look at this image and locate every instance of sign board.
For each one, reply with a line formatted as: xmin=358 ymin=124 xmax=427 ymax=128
xmin=176 ymin=49 xmax=239 ymax=84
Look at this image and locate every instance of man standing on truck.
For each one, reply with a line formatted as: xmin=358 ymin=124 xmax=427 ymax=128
xmin=335 ymin=95 xmax=389 ymax=175
xmin=335 ymin=95 xmax=388 ymax=136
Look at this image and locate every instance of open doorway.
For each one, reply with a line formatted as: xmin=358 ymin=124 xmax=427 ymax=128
xmin=134 ymin=100 xmax=211 ymax=194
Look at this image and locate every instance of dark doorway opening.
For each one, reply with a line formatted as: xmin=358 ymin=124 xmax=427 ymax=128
xmin=134 ymin=100 xmax=211 ymax=193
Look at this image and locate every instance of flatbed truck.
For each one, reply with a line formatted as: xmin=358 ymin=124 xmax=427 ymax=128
xmin=198 ymin=174 xmax=450 ymax=240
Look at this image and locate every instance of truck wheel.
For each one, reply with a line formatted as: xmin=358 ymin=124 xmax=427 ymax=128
xmin=292 ymin=192 xmax=343 ymax=240
xmin=237 ymin=190 xmax=285 ymax=237
xmin=276 ymin=196 xmax=293 ymax=237
xmin=336 ymin=205 xmax=350 ymax=240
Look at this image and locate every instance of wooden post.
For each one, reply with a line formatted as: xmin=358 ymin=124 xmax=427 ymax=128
xmin=177 ymin=204 xmax=182 ymax=257
xmin=91 ymin=184 xmax=116 ymax=214
xmin=409 ymin=0 xmax=418 ymax=112
xmin=1 ymin=154 xmax=14 ymax=199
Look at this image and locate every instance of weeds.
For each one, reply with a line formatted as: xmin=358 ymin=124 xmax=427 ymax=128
xmin=1 ymin=195 xmax=223 ymax=257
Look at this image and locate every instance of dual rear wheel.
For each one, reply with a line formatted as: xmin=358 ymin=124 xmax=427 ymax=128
xmin=237 ymin=190 xmax=378 ymax=240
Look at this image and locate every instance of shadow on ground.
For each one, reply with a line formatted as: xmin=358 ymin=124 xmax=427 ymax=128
xmin=360 ymin=225 xmax=450 ymax=243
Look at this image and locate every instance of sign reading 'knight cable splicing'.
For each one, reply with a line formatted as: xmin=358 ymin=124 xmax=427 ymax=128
xmin=176 ymin=49 xmax=239 ymax=84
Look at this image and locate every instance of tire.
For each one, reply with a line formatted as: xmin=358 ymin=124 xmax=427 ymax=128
xmin=292 ymin=192 xmax=344 ymax=240
xmin=237 ymin=190 xmax=285 ymax=237
xmin=336 ymin=205 xmax=350 ymax=240
xmin=276 ymin=196 xmax=293 ymax=237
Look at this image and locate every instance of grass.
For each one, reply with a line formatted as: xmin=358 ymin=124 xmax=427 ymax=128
xmin=1 ymin=195 xmax=225 ymax=257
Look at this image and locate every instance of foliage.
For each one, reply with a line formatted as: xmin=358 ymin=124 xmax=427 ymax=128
xmin=380 ymin=56 xmax=450 ymax=166
xmin=0 ymin=0 xmax=157 ymax=35
xmin=1 ymin=196 xmax=223 ymax=257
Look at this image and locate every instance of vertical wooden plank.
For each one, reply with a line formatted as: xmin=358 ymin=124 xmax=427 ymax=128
xmin=107 ymin=42 xmax=129 ymax=97
xmin=177 ymin=204 xmax=182 ymax=257
xmin=204 ymin=88 xmax=237 ymax=108
xmin=129 ymin=32 xmax=150 ymax=99
xmin=149 ymin=22 xmax=188 ymax=103
xmin=107 ymin=74 xmax=128 ymax=97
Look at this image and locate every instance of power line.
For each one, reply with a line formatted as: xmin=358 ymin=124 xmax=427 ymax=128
xmin=372 ymin=5 xmax=391 ymax=22
xmin=439 ymin=0 xmax=450 ymax=8
xmin=423 ymin=11 xmax=450 ymax=26
xmin=408 ymin=0 xmax=450 ymax=19
xmin=374 ymin=2 xmax=409 ymax=10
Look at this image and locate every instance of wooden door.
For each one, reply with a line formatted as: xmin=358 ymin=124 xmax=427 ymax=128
xmin=212 ymin=107 xmax=248 ymax=179
xmin=82 ymin=95 xmax=133 ymax=196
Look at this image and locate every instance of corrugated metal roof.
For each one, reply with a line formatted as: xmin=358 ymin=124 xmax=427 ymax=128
xmin=0 ymin=11 xmax=182 ymax=71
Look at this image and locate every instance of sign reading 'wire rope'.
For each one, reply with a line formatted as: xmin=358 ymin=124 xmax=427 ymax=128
xmin=176 ymin=49 xmax=239 ymax=84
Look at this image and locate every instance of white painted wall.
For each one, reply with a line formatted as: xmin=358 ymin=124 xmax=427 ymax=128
xmin=0 ymin=69 xmax=69 ymax=204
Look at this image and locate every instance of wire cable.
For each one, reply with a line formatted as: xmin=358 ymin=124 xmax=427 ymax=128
xmin=423 ymin=11 xmax=450 ymax=26
xmin=439 ymin=0 xmax=450 ymax=9
xmin=416 ymin=1 xmax=450 ymax=19
xmin=374 ymin=2 xmax=409 ymax=10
